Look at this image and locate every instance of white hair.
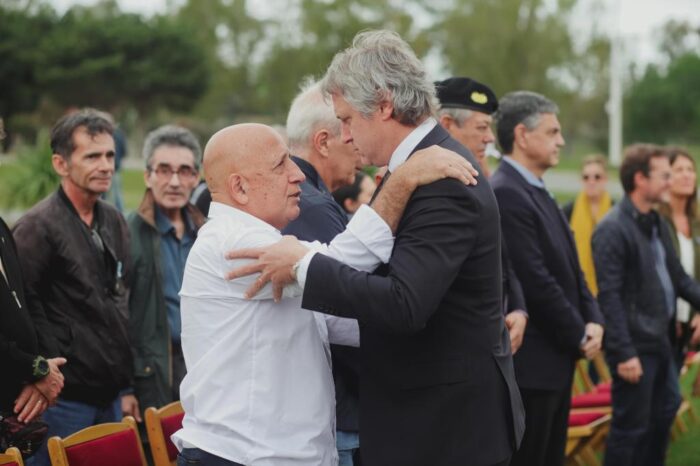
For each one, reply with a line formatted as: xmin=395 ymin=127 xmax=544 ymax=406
xmin=286 ymin=77 xmax=341 ymax=155
xmin=437 ymin=107 xmax=474 ymax=126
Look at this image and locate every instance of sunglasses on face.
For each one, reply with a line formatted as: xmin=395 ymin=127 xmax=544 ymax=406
xmin=582 ymin=174 xmax=603 ymax=181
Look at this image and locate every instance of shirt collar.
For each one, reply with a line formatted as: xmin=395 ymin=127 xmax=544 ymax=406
xmin=292 ymin=156 xmax=329 ymax=193
xmin=155 ymin=204 xmax=196 ymax=237
xmin=387 ymin=117 xmax=438 ymax=173
xmin=502 ymin=156 xmax=546 ymax=189
xmin=208 ymin=202 xmax=280 ymax=234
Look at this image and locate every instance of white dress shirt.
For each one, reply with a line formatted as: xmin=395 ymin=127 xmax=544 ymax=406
xmin=676 ymin=232 xmax=694 ymax=323
xmin=172 ymin=202 xmax=393 ymax=466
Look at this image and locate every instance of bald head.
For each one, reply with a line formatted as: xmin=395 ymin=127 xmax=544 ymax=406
xmin=202 ymin=123 xmax=305 ymax=229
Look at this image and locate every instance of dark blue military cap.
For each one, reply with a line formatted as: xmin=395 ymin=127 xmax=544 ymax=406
xmin=435 ymin=77 xmax=499 ymax=115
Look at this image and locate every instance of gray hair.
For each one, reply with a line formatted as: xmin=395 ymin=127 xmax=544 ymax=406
xmin=142 ymin=125 xmax=202 ymax=169
xmin=321 ymin=30 xmax=435 ymax=126
xmin=437 ymin=107 xmax=473 ymax=127
xmin=494 ymin=91 xmax=559 ymax=154
xmin=286 ymin=77 xmax=340 ymax=155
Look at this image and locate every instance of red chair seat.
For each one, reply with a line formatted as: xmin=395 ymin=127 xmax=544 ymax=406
xmin=569 ymin=411 xmax=607 ymax=427
xmin=595 ymin=381 xmax=612 ymax=393
xmin=66 ymin=428 xmax=143 ymax=466
xmin=571 ymin=391 xmax=611 ymax=408
xmin=160 ymin=412 xmax=185 ymax=461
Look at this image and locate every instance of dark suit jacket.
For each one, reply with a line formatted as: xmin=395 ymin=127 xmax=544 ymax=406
xmin=301 ymin=125 xmax=525 ymax=466
xmin=282 ymin=156 xmax=360 ymax=433
xmin=491 ymin=161 xmax=604 ymax=390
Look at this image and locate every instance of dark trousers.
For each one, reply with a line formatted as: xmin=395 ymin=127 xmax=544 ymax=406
xmin=172 ymin=341 xmax=187 ymax=400
xmin=604 ymin=353 xmax=681 ymax=466
xmin=177 ymin=448 xmax=244 ymax=466
xmin=509 ymin=386 xmax=571 ymax=466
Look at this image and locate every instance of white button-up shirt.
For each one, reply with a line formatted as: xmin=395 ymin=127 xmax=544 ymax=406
xmin=173 ymin=202 xmax=393 ymax=466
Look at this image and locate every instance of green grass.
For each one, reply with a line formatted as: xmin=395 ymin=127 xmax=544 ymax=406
xmin=121 ymin=168 xmax=147 ymax=213
xmin=667 ymin=363 xmax=700 ymax=465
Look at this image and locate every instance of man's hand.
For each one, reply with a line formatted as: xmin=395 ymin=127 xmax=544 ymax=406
xmin=34 ymin=357 xmax=66 ymax=404
xmin=690 ymin=313 xmax=700 ymax=346
xmin=580 ymin=323 xmax=604 ymax=360
xmin=14 ymin=384 xmax=49 ymax=423
xmin=505 ymin=312 xmax=527 ymax=355
xmin=121 ymin=394 xmax=142 ymax=422
xmin=226 ymin=235 xmax=310 ymax=301
xmin=617 ymin=356 xmax=643 ymax=384
xmin=394 ymin=145 xmax=479 ymax=189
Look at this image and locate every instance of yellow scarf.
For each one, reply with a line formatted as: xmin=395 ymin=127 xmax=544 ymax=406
xmin=570 ymin=191 xmax=612 ymax=296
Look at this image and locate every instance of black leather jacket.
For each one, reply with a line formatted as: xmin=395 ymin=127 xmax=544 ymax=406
xmin=592 ymin=196 xmax=700 ymax=366
xmin=13 ymin=188 xmax=132 ymax=406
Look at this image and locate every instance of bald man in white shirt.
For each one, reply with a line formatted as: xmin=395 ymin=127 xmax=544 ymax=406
xmin=172 ymin=123 xmax=476 ymax=466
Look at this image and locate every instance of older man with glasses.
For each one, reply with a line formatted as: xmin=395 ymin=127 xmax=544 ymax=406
xmin=126 ymin=125 xmax=206 ymax=423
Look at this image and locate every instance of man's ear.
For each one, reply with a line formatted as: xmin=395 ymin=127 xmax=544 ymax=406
xmin=51 ymin=154 xmax=69 ymax=177
xmin=513 ymin=123 xmax=529 ymax=151
xmin=439 ymin=114 xmax=455 ymax=130
xmin=228 ymin=173 xmax=249 ymax=205
xmin=143 ymin=170 xmax=152 ymax=188
xmin=313 ymin=129 xmax=331 ymax=158
xmin=378 ymin=97 xmax=395 ymax=122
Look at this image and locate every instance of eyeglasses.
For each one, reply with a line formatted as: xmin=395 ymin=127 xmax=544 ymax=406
xmin=582 ymin=174 xmax=603 ymax=181
xmin=149 ymin=164 xmax=198 ymax=181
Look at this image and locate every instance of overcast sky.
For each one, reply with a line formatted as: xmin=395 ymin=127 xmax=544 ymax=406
xmin=48 ymin=0 xmax=700 ymax=66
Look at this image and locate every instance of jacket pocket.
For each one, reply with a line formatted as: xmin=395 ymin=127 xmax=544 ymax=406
xmin=396 ymin=359 xmax=474 ymax=390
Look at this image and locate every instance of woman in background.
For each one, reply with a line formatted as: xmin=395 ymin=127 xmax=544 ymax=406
xmin=563 ymin=154 xmax=613 ymax=296
xmin=658 ymin=147 xmax=700 ymax=389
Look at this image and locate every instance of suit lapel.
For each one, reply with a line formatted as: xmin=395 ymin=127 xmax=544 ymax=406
xmin=370 ymin=124 xmax=450 ymax=203
xmin=500 ymin=162 xmax=581 ymax=275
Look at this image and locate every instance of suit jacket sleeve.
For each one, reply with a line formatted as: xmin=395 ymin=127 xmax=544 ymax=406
xmin=495 ymin=186 xmax=586 ymax=352
xmin=592 ymin=221 xmax=637 ymax=364
xmin=503 ymin=240 xmax=527 ymax=314
xmin=12 ymin=217 xmax=61 ymax=358
xmin=302 ymin=179 xmax=479 ymax=334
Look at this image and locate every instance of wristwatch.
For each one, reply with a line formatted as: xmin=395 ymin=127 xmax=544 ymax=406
xmin=32 ymin=356 xmax=50 ymax=379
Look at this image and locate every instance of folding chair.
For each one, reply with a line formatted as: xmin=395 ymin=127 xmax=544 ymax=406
xmin=47 ymin=416 xmax=147 ymax=466
xmin=566 ymin=411 xmax=611 ymax=466
xmin=0 ymin=448 xmax=24 ymax=466
xmin=144 ymin=401 xmax=184 ymax=466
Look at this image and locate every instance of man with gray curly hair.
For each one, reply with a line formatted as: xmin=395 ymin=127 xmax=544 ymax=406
xmin=229 ymin=30 xmax=525 ymax=466
xmin=127 ymin=125 xmax=207 ymax=420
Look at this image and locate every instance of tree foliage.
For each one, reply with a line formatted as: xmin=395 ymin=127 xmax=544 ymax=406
xmin=625 ymin=52 xmax=700 ymax=144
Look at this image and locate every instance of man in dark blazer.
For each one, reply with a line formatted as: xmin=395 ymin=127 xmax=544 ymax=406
xmin=228 ymin=30 xmax=524 ymax=466
xmin=436 ymin=76 xmax=528 ymax=354
xmin=491 ymin=91 xmax=605 ymax=466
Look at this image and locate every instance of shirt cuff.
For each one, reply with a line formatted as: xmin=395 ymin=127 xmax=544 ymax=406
xmin=295 ymin=250 xmax=318 ymax=289
xmin=346 ymin=204 xmax=394 ymax=264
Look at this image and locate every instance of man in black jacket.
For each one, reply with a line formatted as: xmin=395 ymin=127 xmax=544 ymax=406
xmin=13 ymin=109 xmax=134 ymax=466
xmin=592 ymin=144 xmax=700 ymax=466
xmin=228 ymin=30 xmax=524 ymax=466
xmin=491 ymin=91 xmax=605 ymax=466
xmin=435 ymin=76 xmax=528 ymax=354
xmin=1 ymin=118 xmax=65 ymax=428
